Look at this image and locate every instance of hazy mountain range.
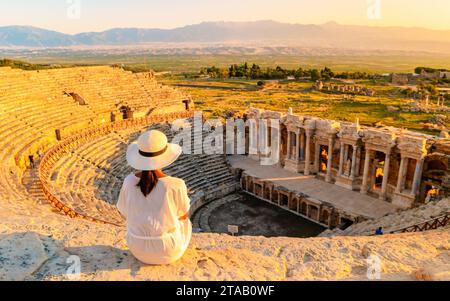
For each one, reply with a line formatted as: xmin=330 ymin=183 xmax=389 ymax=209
xmin=1 ymin=20 xmax=450 ymax=53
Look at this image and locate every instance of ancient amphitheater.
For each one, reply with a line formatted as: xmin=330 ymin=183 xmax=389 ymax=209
xmin=0 ymin=66 xmax=449 ymax=281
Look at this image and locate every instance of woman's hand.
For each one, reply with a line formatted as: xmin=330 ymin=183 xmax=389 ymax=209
xmin=179 ymin=212 xmax=189 ymax=221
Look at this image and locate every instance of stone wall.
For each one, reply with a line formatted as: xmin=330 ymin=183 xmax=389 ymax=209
xmin=236 ymin=170 xmax=363 ymax=229
xmin=321 ymin=198 xmax=450 ymax=237
xmin=38 ymin=111 xmax=193 ymax=225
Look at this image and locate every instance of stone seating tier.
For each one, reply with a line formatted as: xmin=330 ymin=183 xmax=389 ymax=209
xmin=37 ymin=113 xmax=238 ymax=225
xmin=0 ymin=66 xmax=189 ymax=208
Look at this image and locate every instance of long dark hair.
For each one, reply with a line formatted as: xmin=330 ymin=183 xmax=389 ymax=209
xmin=137 ymin=170 xmax=159 ymax=197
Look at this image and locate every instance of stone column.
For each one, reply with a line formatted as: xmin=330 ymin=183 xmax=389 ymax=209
xmin=411 ymin=157 xmax=424 ymax=196
xmin=247 ymin=120 xmax=259 ymax=159
xmin=338 ymin=142 xmax=345 ymax=176
xmin=380 ymin=149 xmax=391 ymax=201
xmin=361 ymin=149 xmax=371 ymax=194
xmin=325 ymin=137 xmax=334 ymax=182
xmin=350 ymin=145 xmax=358 ymax=179
xmin=395 ymin=156 xmax=408 ymax=193
xmin=304 ymin=130 xmax=312 ymax=175
xmin=295 ymin=131 xmax=300 ymax=160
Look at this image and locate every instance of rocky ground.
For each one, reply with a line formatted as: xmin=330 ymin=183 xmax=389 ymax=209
xmin=0 ymin=198 xmax=449 ymax=281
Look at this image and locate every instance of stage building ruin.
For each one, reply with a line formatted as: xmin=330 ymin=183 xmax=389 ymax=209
xmin=239 ymin=108 xmax=449 ymax=210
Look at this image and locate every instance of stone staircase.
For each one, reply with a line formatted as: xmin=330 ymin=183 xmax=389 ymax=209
xmin=320 ymin=197 xmax=450 ymax=236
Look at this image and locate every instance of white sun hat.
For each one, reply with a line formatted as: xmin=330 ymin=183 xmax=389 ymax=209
xmin=126 ymin=130 xmax=182 ymax=171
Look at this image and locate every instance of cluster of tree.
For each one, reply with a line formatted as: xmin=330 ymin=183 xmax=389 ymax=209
xmin=431 ymin=77 xmax=450 ymax=85
xmin=227 ymin=63 xmax=299 ymax=79
xmin=400 ymin=84 xmax=450 ymax=100
xmin=334 ymin=71 xmax=373 ymax=80
xmin=400 ymin=84 xmax=438 ymax=96
xmin=200 ymin=63 xmax=373 ymax=81
xmin=400 ymin=88 xmax=415 ymax=97
xmin=414 ymin=66 xmax=449 ymax=74
xmin=419 ymin=84 xmax=438 ymax=95
xmin=198 ymin=66 xmax=228 ymax=78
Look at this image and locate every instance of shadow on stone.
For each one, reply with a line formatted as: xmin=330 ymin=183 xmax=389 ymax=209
xmin=0 ymin=231 xmax=145 ymax=280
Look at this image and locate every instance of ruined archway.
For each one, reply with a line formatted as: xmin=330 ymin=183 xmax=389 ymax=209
xmin=320 ymin=209 xmax=330 ymax=225
xmin=371 ymin=151 xmax=386 ymax=193
xmin=271 ymin=188 xmax=279 ymax=204
xmin=289 ymin=197 xmax=298 ymax=211
xmin=420 ymin=156 xmax=448 ymax=203
xmin=300 ymin=201 xmax=307 ymax=215
xmin=119 ymin=105 xmax=133 ymax=120
xmin=308 ymin=205 xmax=319 ymax=221
xmin=264 ymin=186 xmax=272 ymax=201
xmin=319 ymin=145 xmax=329 ymax=173
xmin=279 ymin=192 xmax=289 ymax=208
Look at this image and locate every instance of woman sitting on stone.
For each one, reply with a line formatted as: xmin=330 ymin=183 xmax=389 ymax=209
xmin=117 ymin=130 xmax=192 ymax=265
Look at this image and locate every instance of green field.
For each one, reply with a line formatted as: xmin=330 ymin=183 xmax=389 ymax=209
xmin=2 ymin=55 xmax=448 ymax=134
xmin=160 ymin=77 xmax=447 ymax=135
xmin=10 ymin=53 xmax=450 ymax=74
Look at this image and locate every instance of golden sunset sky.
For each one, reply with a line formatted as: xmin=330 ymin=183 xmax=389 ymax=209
xmin=1 ymin=0 xmax=449 ymax=33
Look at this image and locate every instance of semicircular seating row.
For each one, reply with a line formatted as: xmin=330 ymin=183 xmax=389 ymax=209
xmin=44 ymin=120 xmax=238 ymax=225
xmin=0 ymin=66 xmax=188 ymax=209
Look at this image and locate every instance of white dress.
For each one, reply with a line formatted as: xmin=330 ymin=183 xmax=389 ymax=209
xmin=116 ymin=174 xmax=192 ymax=265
